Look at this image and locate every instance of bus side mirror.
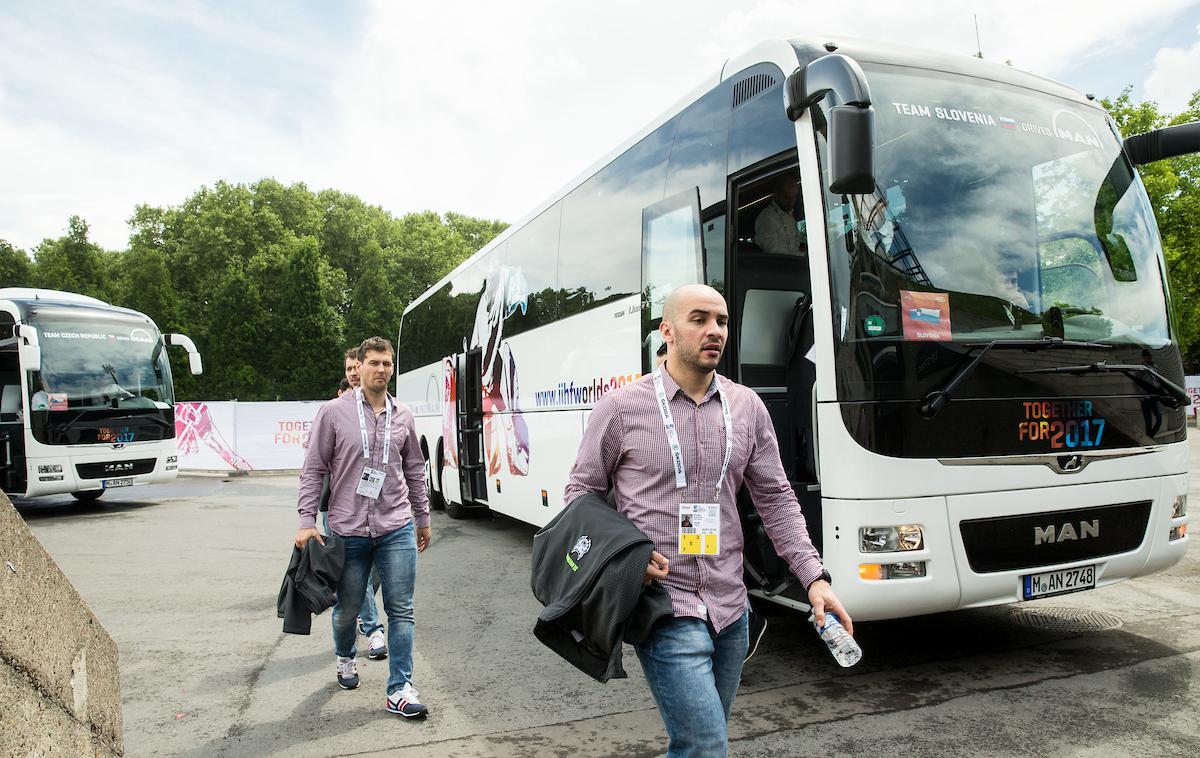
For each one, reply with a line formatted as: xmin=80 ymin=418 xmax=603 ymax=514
xmin=15 ymin=324 xmax=41 ymax=370
xmin=785 ymin=53 xmax=876 ymax=195
xmin=1122 ymin=121 xmax=1200 ymax=165
xmin=165 ymin=333 xmax=203 ymax=375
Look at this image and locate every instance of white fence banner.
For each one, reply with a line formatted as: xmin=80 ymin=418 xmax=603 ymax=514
xmin=1187 ymin=376 xmax=1200 ymax=418
xmin=174 ymin=400 xmax=326 ymax=471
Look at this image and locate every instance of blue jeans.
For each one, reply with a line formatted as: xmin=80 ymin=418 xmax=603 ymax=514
xmin=331 ymin=522 xmax=417 ymax=694
xmin=321 ymin=511 xmax=383 ymax=636
xmin=634 ymin=610 xmax=750 ymax=758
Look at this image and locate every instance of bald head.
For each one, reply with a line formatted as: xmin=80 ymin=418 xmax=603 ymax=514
xmin=660 ymin=284 xmax=728 ymax=376
xmin=663 ymin=284 xmax=725 ymax=325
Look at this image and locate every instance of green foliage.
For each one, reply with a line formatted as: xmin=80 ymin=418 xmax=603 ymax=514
xmin=0 ymin=240 xmax=34 ymax=286
xmin=1101 ymin=88 xmax=1200 ymax=367
xmin=17 ymin=182 xmax=506 ymax=400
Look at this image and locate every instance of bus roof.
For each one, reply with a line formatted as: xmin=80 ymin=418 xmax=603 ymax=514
xmin=0 ymin=288 xmax=110 ymax=307
xmin=403 ymin=36 xmax=1099 ymax=316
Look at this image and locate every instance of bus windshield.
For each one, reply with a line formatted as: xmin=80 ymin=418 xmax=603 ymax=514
xmin=823 ymin=64 xmax=1172 ymax=349
xmin=29 ymin=314 xmax=174 ymax=411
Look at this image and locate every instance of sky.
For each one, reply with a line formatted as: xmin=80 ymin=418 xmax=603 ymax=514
xmin=1 ymin=0 xmax=1198 ymax=254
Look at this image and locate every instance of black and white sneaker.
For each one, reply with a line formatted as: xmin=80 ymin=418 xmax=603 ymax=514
xmin=367 ymin=630 xmax=387 ymax=660
xmin=385 ymin=683 xmax=428 ymax=719
xmin=745 ymin=611 xmax=768 ymax=663
xmin=336 ymin=656 xmax=359 ymax=689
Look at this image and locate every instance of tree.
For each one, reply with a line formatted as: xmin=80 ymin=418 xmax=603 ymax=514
xmin=0 ymin=240 xmax=33 ymax=287
xmin=31 ymin=216 xmax=114 ymax=300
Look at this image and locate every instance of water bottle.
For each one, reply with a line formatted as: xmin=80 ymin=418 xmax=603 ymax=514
xmin=810 ymin=611 xmax=862 ymax=667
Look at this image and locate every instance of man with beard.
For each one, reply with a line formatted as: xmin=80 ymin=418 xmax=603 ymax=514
xmin=564 ymin=285 xmax=851 ymax=757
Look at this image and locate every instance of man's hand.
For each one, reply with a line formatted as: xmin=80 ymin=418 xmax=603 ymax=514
xmin=295 ymin=528 xmax=324 ymax=550
xmin=807 ymin=579 xmax=853 ymax=635
xmin=644 ymin=550 xmax=669 ymax=585
xmin=416 ymin=527 xmax=432 ymax=553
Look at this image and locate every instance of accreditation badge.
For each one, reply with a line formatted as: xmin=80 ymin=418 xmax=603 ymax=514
xmin=678 ymin=502 xmax=720 ymax=556
xmin=356 ymin=466 xmax=386 ymax=499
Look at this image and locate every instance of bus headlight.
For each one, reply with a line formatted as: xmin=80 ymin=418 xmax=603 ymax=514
xmin=1169 ymin=524 xmax=1187 ymax=541
xmin=37 ymin=464 xmax=63 ymax=474
xmin=860 ymin=561 xmax=927 ymax=580
xmin=1172 ymin=494 xmax=1187 ymax=518
xmin=860 ymin=524 xmax=924 ymax=552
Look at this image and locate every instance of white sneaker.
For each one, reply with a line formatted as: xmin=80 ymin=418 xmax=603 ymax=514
xmin=367 ymin=630 xmax=387 ymax=660
xmin=385 ymin=682 xmax=428 ymax=718
xmin=335 ymin=656 xmax=358 ymax=689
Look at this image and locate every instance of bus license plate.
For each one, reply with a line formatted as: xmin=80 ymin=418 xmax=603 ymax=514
xmin=1023 ymin=564 xmax=1096 ymax=600
xmin=102 ymin=478 xmax=134 ymax=489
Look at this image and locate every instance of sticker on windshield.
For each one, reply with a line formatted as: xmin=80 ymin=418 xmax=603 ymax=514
xmin=48 ymin=393 xmax=68 ymax=411
xmin=900 ymin=291 xmax=952 ymax=341
xmin=864 ymin=315 xmax=885 ymax=336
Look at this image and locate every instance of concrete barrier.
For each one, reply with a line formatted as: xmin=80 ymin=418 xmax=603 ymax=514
xmin=0 ymin=493 xmax=122 ymax=756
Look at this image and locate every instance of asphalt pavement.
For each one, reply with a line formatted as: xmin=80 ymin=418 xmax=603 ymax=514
xmin=15 ymin=436 xmax=1200 ymax=757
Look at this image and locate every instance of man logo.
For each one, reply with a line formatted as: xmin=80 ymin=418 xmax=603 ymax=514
xmin=571 ymin=535 xmax=592 ymax=561
xmin=1034 ymin=520 xmax=1099 ymax=545
xmin=565 ymin=535 xmax=592 ymax=572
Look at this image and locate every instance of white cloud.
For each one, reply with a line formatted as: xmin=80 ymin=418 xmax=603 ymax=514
xmin=1144 ymin=24 xmax=1200 ymax=113
xmin=1 ymin=0 xmax=1196 ymax=252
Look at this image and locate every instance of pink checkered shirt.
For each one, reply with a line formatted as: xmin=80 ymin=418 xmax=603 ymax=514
xmin=564 ymin=368 xmax=824 ymax=633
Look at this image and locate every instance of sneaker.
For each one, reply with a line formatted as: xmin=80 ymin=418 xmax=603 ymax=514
xmin=357 ymin=617 xmax=367 ymax=637
xmin=367 ymin=630 xmax=387 ymax=660
xmin=745 ymin=611 xmax=768 ymax=663
xmin=336 ymin=656 xmax=359 ymax=690
xmin=385 ymin=682 xmax=428 ymax=719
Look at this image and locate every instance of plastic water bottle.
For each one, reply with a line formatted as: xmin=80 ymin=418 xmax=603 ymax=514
xmin=810 ymin=611 xmax=862 ymax=667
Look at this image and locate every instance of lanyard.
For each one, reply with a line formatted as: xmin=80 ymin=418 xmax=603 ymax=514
xmin=354 ymin=387 xmax=392 ymax=465
xmin=652 ymin=368 xmax=734 ymax=499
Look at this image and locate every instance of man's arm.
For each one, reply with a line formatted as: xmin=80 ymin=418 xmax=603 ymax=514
xmin=563 ymin=394 xmax=624 ymax=506
xmin=398 ymin=409 xmax=432 ymax=551
xmin=742 ymin=393 xmax=853 ymax=631
xmin=297 ymin=405 xmax=334 ymax=534
xmin=563 ymin=395 xmax=668 ymax=584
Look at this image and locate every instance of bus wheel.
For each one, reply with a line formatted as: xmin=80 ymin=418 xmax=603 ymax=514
xmin=425 ymin=458 xmax=445 ymax=512
xmin=72 ymin=490 xmax=104 ymax=503
xmin=445 ymin=498 xmax=474 ymax=520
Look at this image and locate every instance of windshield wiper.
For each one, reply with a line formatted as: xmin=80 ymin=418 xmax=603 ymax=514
xmin=1018 ymin=361 xmax=1190 ymax=408
xmin=920 ymin=338 xmax=1112 ymax=419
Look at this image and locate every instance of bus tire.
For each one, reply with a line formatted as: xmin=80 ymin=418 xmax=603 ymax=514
xmin=425 ymin=456 xmax=445 ymax=512
xmin=72 ymin=490 xmax=104 ymax=503
xmin=445 ymin=498 xmax=473 ymax=520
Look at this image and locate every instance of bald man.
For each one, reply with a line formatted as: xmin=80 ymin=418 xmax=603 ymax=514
xmin=565 ymin=284 xmax=851 ymax=757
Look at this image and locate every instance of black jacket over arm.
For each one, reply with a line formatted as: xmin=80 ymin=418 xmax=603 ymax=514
xmin=277 ymin=534 xmax=344 ymax=634
xmin=531 ymin=492 xmax=673 ymax=682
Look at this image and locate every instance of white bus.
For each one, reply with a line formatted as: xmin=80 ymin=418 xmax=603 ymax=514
xmin=395 ymin=37 xmax=1197 ymax=620
xmin=1 ymin=288 xmax=202 ymax=501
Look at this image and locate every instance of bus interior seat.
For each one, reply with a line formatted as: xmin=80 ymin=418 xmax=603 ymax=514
xmin=1 ymin=385 xmax=20 ymax=423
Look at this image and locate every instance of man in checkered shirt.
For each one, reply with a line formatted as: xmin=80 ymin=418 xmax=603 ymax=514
xmin=565 ymin=284 xmax=853 ymax=757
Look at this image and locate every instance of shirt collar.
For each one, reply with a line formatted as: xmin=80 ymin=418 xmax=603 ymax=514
xmin=357 ymin=388 xmax=395 ymax=414
xmin=658 ymin=365 xmax=721 ymax=404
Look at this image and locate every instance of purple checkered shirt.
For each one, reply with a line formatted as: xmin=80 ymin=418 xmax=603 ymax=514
xmin=297 ymin=391 xmax=430 ymax=536
xmin=564 ymin=368 xmax=824 ymax=633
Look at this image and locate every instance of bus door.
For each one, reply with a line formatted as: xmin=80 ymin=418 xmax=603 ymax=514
xmin=640 ymin=188 xmax=704 ymax=373
xmin=455 ymin=348 xmax=487 ymax=505
xmin=728 ymin=162 xmax=822 ymax=601
xmin=0 ymin=338 xmax=27 ymax=494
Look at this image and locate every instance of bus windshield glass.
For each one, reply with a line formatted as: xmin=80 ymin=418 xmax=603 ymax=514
xmin=822 ymin=64 xmax=1172 ymax=349
xmin=29 ymin=314 xmax=174 ymax=411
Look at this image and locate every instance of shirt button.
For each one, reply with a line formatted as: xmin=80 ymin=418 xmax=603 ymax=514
xmin=697 ymin=603 xmax=707 ymax=615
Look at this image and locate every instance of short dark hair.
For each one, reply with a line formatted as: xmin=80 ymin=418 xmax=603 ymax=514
xmin=344 ymin=347 xmax=359 ymax=362
xmin=338 ymin=377 xmax=351 ymax=393
xmin=656 ymin=342 xmax=667 ymax=357
xmin=357 ymin=336 xmax=394 ymax=363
